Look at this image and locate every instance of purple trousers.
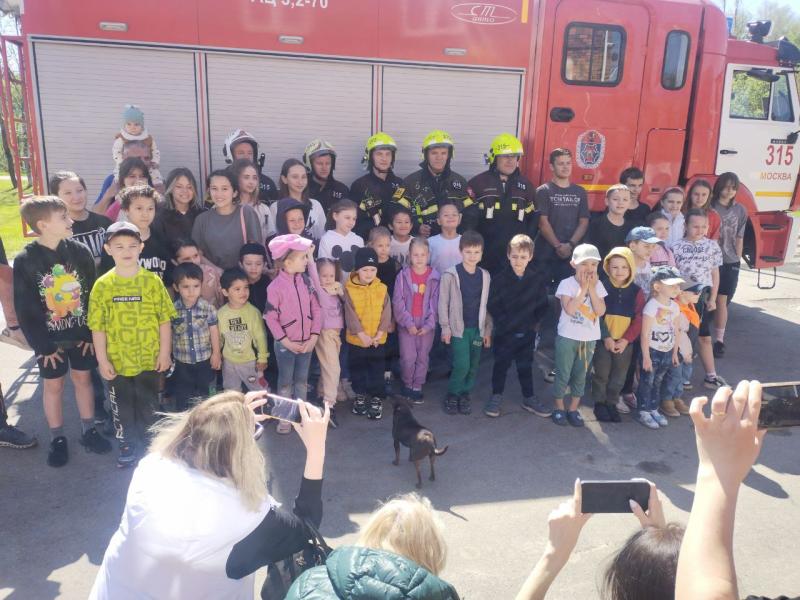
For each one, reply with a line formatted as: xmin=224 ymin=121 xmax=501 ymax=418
xmin=398 ymin=315 xmax=435 ymax=389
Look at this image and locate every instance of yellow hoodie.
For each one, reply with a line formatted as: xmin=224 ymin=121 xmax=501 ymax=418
xmin=601 ymin=247 xmax=641 ymax=341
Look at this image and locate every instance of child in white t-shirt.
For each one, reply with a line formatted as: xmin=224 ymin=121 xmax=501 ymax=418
xmin=428 ymin=202 xmax=462 ymax=275
xmin=635 ymin=266 xmax=683 ymax=430
xmin=388 ymin=206 xmax=414 ymax=267
xmin=552 ymin=244 xmax=607 ymax=428
xmin=318 ymin=199 xmax=364 ymax=277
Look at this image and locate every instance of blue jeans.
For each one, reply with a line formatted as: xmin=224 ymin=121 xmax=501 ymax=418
xmin=680 ymin=360 xmax=693 ymax=384
xmin=637 ymin=348 xmax=673 ymax=411
xmin=275 ymin=341 xmax=313 ymax=401
xmin=660 ymin=361 xmax=684 ymax=401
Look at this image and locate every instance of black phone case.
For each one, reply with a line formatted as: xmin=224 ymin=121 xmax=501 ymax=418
xmin=581 ymin=480 xmax=651 ymax=514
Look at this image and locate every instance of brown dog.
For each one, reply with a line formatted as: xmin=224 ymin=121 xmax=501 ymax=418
xmin=392 ymin=399 xmax=448 ymax=488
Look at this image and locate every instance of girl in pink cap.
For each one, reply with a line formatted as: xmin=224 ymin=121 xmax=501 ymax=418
xmin=265 ymin=234 xmax=322 ymax=433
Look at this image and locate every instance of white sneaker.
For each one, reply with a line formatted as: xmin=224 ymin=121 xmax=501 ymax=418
xmin=650 ymin=410 xmax=668 ymax=427
xmin=635 ymin=410 xmax=659 ymax=429
xmin=615 ymin=397 xmax=631 ymax=414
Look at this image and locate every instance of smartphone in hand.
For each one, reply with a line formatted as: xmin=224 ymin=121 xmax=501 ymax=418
xmin=580 ymin=480 xmax=650 ymax=514
xmin=262 ymin=393 xmax=302 ymax=424
xmin=758 ymin=382 xmax=800 ymax=429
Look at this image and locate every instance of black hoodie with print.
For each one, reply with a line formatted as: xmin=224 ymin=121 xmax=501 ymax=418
xmin=13 ymin=239 xmax=96 ymax=355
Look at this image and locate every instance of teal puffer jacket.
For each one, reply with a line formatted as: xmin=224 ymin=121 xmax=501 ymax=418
xmin=284 ymin=546 xmax=460 ymax=600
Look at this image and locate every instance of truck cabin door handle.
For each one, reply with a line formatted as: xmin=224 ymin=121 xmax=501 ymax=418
xmin=549 ymin=107 xmax=575 ymax=122
xmin=719 ymin=149 xmax=738 ymax=155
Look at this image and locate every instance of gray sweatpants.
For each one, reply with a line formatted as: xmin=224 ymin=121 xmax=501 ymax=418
xmin=222 ymin=360 xmax=264 ymax=392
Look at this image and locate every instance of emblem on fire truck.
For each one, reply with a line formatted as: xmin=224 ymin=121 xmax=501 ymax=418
xmin=451 ymin=3 xmax=518 ymax=25
xmin=576 ymin=129 xmax=606 ymax=169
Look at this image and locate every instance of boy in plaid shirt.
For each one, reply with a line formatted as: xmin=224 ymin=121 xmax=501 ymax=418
xmin=170 ymin=262 xmax=221 ymax=410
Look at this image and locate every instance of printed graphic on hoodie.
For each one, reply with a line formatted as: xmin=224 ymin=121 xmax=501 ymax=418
xmin=39 ymin=263 xmax=87 ymax=330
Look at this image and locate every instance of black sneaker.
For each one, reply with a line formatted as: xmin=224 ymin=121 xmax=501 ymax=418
xmin=457 ymin=393 xmax=472 ymax=415
xmin=0 ymin=424 xmax=38 ymax=449
xmin=410 ymin=389 xmax=424 ymax=405
xmin=521 ymin=396 xmax=552 ymax=418
xmin=607 ymin=403 xmax=622 ymax=423
xmin=367 ymin=397 xmax=383 ymax=420
xmin=80 ymin=427 xmax=112 ymax=454
xmin=444 ymin=393 xmax=459 ymax=415
xmin=704 ymin=375 xmax=728 ymax=390
xmin=352 ymin=395 xmax=367 ymax=416
xmin=117 ymin=444 xmax=137 ymax=468
xmin=328 ymin=407 xmax=339 ymax=429
xmin=47 ymin=436 xmax=69 ymax=467
xmin=713 ymin=341 xmax=725 ymax=358
xmin=566 ymin=410 xmax=585 ymax=428
xmin=593 ymin=404 xmax=612 ymax=422
xmin=543 ymin=369 xmax=556 ymax=384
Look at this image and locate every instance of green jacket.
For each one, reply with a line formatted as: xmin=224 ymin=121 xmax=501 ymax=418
xmin=284 ymin=546 xmax=460 ymax=600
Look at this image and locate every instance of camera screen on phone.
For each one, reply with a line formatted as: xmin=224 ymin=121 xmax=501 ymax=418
xmin=759 ymin=382 xmax=800 ymax=429
xmin=264 ymin=395 xmax=301 ymax=424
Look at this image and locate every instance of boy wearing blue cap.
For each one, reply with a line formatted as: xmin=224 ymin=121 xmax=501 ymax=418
xmin=617 ymin=226 xmax=660 ymax=412
xmin=625 ymin=226 xmax=660 ymax=292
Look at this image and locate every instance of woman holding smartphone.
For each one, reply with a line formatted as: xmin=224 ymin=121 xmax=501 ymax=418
xmin=89 ymin=390 xmax=329 ymax=600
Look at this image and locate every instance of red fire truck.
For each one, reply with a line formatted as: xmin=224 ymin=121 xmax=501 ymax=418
xmin=2 ymin=0 xmax=799 ymax=280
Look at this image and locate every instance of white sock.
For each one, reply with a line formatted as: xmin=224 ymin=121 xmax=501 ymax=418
xmin=716 ymin=328 xmax=725 ymax=343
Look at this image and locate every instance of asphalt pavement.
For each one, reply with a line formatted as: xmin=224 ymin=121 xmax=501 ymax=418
xmin=1 ymin=264 xmax=799 ymax=599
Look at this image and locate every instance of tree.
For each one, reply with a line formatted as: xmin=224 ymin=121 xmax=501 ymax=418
xmin=730 ymin=2 xmax=800 ymax=45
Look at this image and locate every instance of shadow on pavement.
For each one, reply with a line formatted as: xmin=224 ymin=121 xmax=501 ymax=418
xmin=0 ymin=293 xmax=798 ymax=598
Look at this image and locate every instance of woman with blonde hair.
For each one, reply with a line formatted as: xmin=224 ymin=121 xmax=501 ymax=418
xmin=89 ymin=391 xmax=329 ymax=600
xmin=286 ymin=493 xmax=459 ymax=599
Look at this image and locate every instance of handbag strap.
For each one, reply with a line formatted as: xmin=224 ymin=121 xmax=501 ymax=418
xmin=302 ymin=517 xmax=333 ymax=555
xmin=239 ymin=204 xmax=247 ymax=242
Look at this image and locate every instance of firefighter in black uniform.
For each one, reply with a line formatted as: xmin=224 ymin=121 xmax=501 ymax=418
xmin=397 ymin=130 xmax=471 ymax=238
xmin=304 ymin=139 xmax=350 ymax=214
xmin=462 ymin=133 xmax=538 ymax=274
xmin=222 ymin=128 xmax=279 ymax=204
xmin=350 ymin=132 xmax=408 ymax=239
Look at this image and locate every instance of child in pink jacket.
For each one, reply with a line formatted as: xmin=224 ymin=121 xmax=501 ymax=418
xmin=392 ymin=237 xmax=440 ymax=402
xmin=265 ymin=234 xmax=321 ymax=433
xmin=307 ymin=247 xmax=344 ymax=427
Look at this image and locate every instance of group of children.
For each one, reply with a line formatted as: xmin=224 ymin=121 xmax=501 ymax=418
xmin=10 ymin=153 xmax=747 ymax=467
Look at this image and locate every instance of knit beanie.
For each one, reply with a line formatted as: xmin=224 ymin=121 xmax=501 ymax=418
xmin=354 ymin=247 xmax=378 ymax=271
xmin=122 ymin=104 xmax=144 ymax=127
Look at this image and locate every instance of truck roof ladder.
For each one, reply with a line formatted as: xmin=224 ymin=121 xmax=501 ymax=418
xmin=0 ymin=34 xmax=43 ymax=236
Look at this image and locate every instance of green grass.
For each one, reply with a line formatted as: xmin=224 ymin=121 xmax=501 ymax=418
xmin=0 ymin=181 xmax=32 ymax=259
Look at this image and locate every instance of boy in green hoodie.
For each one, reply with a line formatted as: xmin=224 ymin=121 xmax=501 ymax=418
xmin=591 ymin=247 xmax=645 ymax=422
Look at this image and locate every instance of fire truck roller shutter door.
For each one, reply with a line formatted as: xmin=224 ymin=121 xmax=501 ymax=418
xmin=32 ymin=42 xmax=201 ymax=198
xmin=381 ymin=66 xmax=523 ymax=179
xmin=205 ymin=54 xmax=373 ymax=188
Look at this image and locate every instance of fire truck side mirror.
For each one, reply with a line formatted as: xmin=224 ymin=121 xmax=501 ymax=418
xmin=746 ymin=67 xmax=780 ymax=83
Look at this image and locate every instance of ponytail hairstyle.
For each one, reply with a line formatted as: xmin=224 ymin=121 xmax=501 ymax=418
xmin=326 ymin=198 xmax=358 ymax=230
xmin=316 ymin=256 xmax=342 ymax=283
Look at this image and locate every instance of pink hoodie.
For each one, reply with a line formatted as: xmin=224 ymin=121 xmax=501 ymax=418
xmin=307 ymin=260 xmax=344 ymax=330
xmin=264 ymin=269 xmax=321 ymax=342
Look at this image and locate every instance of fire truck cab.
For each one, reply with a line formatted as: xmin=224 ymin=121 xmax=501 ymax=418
xmin=3 ymin=0 xmax=799 ymax=271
